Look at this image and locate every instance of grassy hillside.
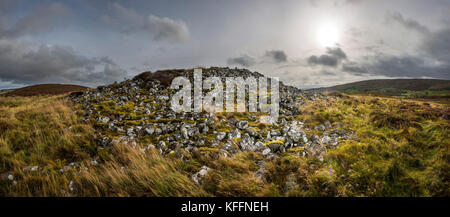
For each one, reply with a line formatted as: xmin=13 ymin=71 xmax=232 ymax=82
xmin=0 ymin=96 xmax=206 ymax=196
xmin=2 ymin=84 xmax=88 ymax=97
xmin=0 ymin=89 xmax=14 ymax=95
xmin=1 ymin=94 xmax=448 ymax=196
xmin=317 ymin=79 xmax=450 ymax=102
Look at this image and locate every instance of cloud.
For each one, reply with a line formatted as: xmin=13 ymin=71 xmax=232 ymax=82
xmin=345 ymin=0 xmax=365 ymax=4
xmin=0 ymin=3 xmax=71 ymax=38
xmin=342 ymin=61 xmax=369 ymax=74
xmin=227 ymin=49 xmax=289 ymax=67
xmin=319 ymin=69 xmax=336 ymax=76
xmin=101 ymin=2 xmax=142 ymax=33
xmin=0 ymin=0 xmax=20 ymax=13
xmin=263 ymin=50 xmax=288 ymax=63
xmin=308 ymin=55 xmax=339 ymax=67
xmin=385 ymin=11 xmax=429 ymax=34
xmin=422 ymin=28 xmax=450 ymax=63
xmin=310 ymin=0 xmax=365 ymax=7
xmin=342 ymin=27 xmax=450 ymax=80
xmin=326 ymin=47 xmax=347 ymax=59
xmin=227 ymin=54 xmax=256 ymax=67
xmin=308 ymin=47 xmax=347 ymax=67
xmin=145 ymin=15 xmax=190 ymax=43
xmin=0 ymin=39 xmax=126 ymax=86
xmin=102 ymin=3 xmax=189 ymax=43
xmin=344 ymin=54 xmax=449 ymax=79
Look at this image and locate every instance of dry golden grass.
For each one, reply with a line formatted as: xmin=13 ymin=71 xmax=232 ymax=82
xmin=0 ymin=96 xmax=206 ymax=197
xmin=74 ymin=144 xmax=209 ymax=197
xmin=1 ymin=93 xmax=448 ymax=197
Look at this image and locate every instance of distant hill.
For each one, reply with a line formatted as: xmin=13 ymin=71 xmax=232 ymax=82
xmin=315 ymin=79 xmax=450 ymax=98
xmin=0 ymin=89 xmax=14 ymax=95
xmin=2 ymin=84 xmax=89 ymax=97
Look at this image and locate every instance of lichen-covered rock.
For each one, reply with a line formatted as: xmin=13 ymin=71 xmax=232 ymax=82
xmin=69 ymin=67 xmax=333 ymax=162
xmin=228 ymin=129 xmax=241 ymax=140
xmin=239 ymin=133 xmax=255 ymax=151
xmin=192 ymin=166 xmax=211 ymax=184
xmin=215 ymin=131 xmax=227 ymax=141
xmin=236 ymin=120 xmax=249 ymax=130
xmin=221 ymin=143 xmax=237 ymax=155
xmin=321 ymin=133 xmax=339 ymax=147
xmin=261 ymin=147 xmax=271 ymax=155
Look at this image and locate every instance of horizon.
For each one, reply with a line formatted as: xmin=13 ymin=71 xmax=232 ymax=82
xmin=1 ymin=0 xmax=450 ymax=89
xmin=2 ymin=71 xmax=450 ymax=91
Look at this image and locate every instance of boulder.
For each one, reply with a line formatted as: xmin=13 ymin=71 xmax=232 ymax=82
xmin=315 ymin=125 xmax=325 ymax=131
xmin=192 ymin=166 xmax=211 ymax=185
xmin=239 ymin=134 xmax=255 ymax=151
xmin=228 ymin=129 xmax=241 ymax=139
xmin=215 ymin=131 xmax=227 ymax=141
xmin=236 ymin=120 xmax=249 ymax=130
xmin=221 ymin=143 xmax=237 ymax=154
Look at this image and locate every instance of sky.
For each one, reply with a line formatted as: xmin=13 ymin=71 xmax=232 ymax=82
xmin=0 ymin=0 xmax=449 ymax=89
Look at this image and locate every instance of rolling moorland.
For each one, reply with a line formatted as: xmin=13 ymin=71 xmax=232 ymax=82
xmin=314 ymin=79 xmax=450 ymax=105
xmin=0 ymin=67 xmax=448 ymax=196
xmin=1 ymin=84 xmax=89 ymax=97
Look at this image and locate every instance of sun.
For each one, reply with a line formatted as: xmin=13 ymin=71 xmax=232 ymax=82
xmin=316 ymin=22 xmax=340 ymax=47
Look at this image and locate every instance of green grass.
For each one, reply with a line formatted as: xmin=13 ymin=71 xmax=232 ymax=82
xmin=0 ymin=96 xmax=205 ymax=196
xmin=0 ymin=94 xmax=448 ymax=196
xmin=293 ymin=95 xmax=449 ymax=196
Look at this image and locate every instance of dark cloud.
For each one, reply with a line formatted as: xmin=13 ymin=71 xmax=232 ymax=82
xmin=422 ymin=28 xmax=450 ymax=62
xmin=227 ymin=55 xmax=256 ymax=67
xmin=0 ymin=3 xmax=71 ymax=38
xmin=102 ymin=3 xmax=189 ymax=43
xmin=263 ymin=50 xmax=288 ymax=63
xmin=319 ymin=69 xmax=336 ymax=76
xmin=227 ymin=49 xmax=289 ymax=67
xmin=308 ymin=47 xmax=347 ymax=67
xmin=345 ymin=55 xmax=449 ymax=79
xmin=343 ymin=27 xmax=450 ymax=79
xmin=385 ymin=11 xmax=429 ymax=34
xmin=327 ymin=47 xmax=347 ymax=59
xmin=342 ymin=61 xmax=369 ymax=74
xmin=308 ymin=55 xmax=339 ymax=67
xmin=0 ymin=39 xmax=126 ymax=85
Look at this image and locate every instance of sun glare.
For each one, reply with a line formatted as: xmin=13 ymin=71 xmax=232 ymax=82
xmin=317 ymin=22 xmax=340 ymax=47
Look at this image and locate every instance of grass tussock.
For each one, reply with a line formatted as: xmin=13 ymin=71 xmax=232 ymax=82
xmin=0 ymin=96 xmax=206 ymax=196
xmin=0 ymin=96 xmax=95 ymax=172
xmin=294 ymin=95 xmax=450 ymax=196
xmin=201 ymin=152 xmax=277 ymax=197
xmin=74 ymin=144 xmax=208 ymax=197
xmin=1 ymin=94 xmax=449 ymax=197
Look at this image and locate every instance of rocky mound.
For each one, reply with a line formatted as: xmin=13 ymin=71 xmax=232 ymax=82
xmin=3 ymin=84 xmax=89 ymax=97
xmin=71 ymin=67 xmax=354 ymax=165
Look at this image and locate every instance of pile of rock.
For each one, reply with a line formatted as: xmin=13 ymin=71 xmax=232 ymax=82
xmin=71 ymin=67 xmax=352 ymax=161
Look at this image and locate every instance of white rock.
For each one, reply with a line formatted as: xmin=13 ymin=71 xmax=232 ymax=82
xmin=262 ymin=148 xmax=271 ymax=156
xmin=192 ymin=166 xmax=211 ymax=184
xmin=25 ymin=166 xmax=39 ymax=172
xmin=90 ymin=160 xmax=99 ymax=166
